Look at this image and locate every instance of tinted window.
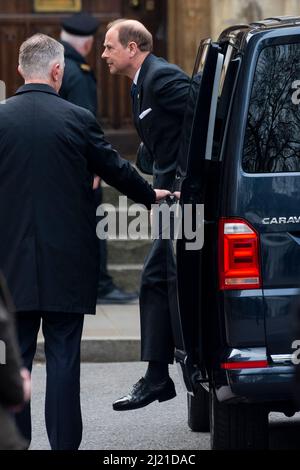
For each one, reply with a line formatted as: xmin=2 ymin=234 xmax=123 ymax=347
xmin=175 ymin=40 xmax=208 ymax=180
xmin=243 ymin=43 xmax=300 ymax=173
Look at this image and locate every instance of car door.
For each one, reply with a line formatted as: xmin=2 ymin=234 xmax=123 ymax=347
xmin=168 ymin=32 xmax=244 ymax=394
xmin=168 ymin=39 xmax=225 ymax=394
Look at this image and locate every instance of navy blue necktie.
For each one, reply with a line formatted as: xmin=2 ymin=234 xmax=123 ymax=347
xmin=130 ymin=82 xmax=137 ymax=107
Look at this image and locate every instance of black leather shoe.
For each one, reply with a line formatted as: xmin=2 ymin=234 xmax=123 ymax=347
xmin=112 ymin=377 xmax=176 ymax=411
xmin=97 ymin=287 xmax=138 ymax=304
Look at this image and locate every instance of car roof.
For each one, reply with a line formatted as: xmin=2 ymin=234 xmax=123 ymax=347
xmin=218 ymin=16 xmax=300 ymax=50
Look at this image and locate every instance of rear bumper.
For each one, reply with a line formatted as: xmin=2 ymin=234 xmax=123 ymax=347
xmin=214 ymin=347 xmax=296 ymax=404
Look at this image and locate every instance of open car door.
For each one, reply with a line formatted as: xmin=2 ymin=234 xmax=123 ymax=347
xmin=168 ymin=39 xmax=225 ymax=395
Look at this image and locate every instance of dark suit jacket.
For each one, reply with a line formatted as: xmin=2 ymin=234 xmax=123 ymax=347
xmin=60 ymin=41 xmax=97 ymax=116
xmin=0 ymin=84 xmax=155 ymax=314
xmin=133 ymin=54 xmax=190 ymax=190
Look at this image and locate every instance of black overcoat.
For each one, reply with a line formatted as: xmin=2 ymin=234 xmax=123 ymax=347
xmin=0 ymin=84 xmax=155 ymax=314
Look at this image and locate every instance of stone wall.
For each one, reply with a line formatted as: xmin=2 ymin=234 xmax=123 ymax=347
xmin=168 ymin=0 xmax=211 ymax=74
xmin=211 ymin=0 xmax=300 ymax=40
xmin=168 ymin=0 xmax=300 ymax=73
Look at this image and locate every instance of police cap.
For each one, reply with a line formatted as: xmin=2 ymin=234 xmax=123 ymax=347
xmin=62 ymin=12 xmax=99 ymax=36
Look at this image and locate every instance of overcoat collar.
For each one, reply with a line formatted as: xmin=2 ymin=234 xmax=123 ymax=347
xmin=15 ymin=83 xmax=60 ymax=97
xmin=60 ymin=40 xmax=86 ymax=64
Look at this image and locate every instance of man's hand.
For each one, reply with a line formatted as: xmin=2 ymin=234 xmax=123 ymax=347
xmin=154 ymin=189 xmax=171 ymax=201
xmin=172 ymin=192 xmax=181 ymax=200
xmin=93 ymin=175 xmax=101 ymax=190
xmin=20 ymin=368 xmax=31 ymax=403
xmin=9 ymin=368 xmax=31 ymax=413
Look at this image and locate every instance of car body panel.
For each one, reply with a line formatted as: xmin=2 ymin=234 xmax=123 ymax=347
xmin=171 ymin=19 xmax=300 ymax=407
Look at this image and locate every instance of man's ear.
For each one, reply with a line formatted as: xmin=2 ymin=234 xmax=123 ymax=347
xmin=128 ymin=41 xmax=138 ymax=57
xmin=51 ymin=63 xmax=61 ymax=82
xmin=17 ymin=65 xmax=24 ymax=78
xmin=84 ymin=37 xmax=94 ymax=56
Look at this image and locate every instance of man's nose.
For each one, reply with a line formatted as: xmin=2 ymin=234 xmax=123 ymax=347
xmin=101 ymin=49 xmax=107 ymax=59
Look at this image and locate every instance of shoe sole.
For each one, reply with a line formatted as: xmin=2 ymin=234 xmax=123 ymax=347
xmin=158 ymin=388 xmax=176 ymax=403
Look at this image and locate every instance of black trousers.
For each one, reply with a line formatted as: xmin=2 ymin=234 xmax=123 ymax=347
xmin=140 ymin=238 xmax=176 ymax=364
xmin=94 ymin=186 xmax=115 ymax=295
xmin=14 ymin=311 xmax=84 ymax=450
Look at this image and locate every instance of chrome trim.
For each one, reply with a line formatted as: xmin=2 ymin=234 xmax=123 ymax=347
xmin=271 ymin=354 xmax=293 ymax=364
xmin=227 ymin=347 xmax=267 ymax=362
xmin=205 ymin=52 xmax=224 ymax=160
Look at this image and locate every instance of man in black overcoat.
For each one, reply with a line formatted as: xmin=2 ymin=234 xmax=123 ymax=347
xmin=102 ymin=19 xmax=190 ymax=410
xmin=0 ymin=33 xmax=169 ymax=449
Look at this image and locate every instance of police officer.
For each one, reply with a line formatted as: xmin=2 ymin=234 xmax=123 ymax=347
xmin=60 ymin=13 xmax=138 ymax=304
xmin=60 ymin=12 xmax=98 ymax=113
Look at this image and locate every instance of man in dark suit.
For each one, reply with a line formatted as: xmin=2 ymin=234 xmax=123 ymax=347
xmin=59 ymin=12 xmax=137 ymax=304
xmin=0 ymin=33 xmax=169 ymax=449
xmin=102 ymin=19 xmax=190 ymax=410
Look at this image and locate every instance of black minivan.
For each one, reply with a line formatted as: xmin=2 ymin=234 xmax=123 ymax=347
xmin=170 ymin=16 xmax=300 ymax=449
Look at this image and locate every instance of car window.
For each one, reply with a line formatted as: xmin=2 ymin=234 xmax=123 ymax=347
xmin=175 ymin=39 xmax=209 ymax=181
xmin=243 ymin=43 xmax=300 ymax=173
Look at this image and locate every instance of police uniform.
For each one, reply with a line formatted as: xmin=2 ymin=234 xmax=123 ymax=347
xmin=59 ymin=13 xmax=99 ymax=114
xmin=60 ymin=41 xmax=97 ymax=115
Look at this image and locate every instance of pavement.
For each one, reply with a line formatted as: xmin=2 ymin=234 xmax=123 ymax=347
xmin=30 ymin=362 xmax=208 ymax=450
xmin=36 ymin=301 xmax=141 ymax=362
xmin=30 ymin=362 xmax=300 ymax=450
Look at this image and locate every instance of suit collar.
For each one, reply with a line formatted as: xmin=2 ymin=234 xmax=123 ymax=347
xmin=132 ymin=54 xmax=156 ymax=131
xmin=137 ymin=53 xmax=156 ymax=88
xmin=15 ymin=83 xmax=60 ymax=96
xmin=133 ymin=54 xmax=156 ymax=117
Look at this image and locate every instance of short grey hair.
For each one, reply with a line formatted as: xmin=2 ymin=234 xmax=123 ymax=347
xmin=19 ymin=33 xmax=64 ymax=80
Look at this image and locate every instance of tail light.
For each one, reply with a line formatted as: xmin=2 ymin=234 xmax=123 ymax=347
xmin=221 ymin=360 xmax=268 ymax=370
xmin=219 ymin=218 xmax=261 ymax=290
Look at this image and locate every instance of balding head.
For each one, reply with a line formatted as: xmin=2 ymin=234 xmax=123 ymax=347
xmin=102 ymin=18 xmax=152 ymax=79
xmin=107 ymin=19 xmax=153 ymax=52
